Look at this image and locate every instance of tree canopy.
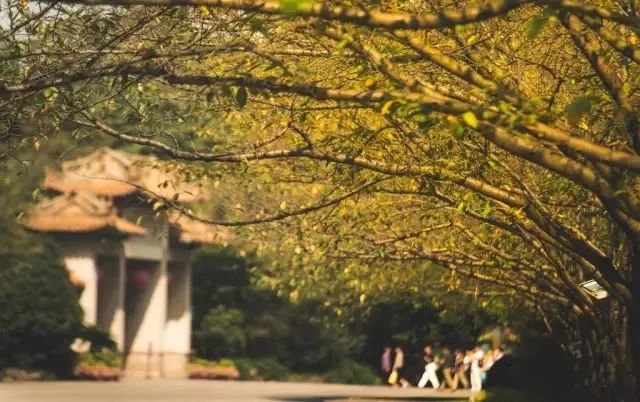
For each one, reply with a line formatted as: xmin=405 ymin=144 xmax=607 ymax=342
xmin=2 ymin=0 xmax=640 ymax=400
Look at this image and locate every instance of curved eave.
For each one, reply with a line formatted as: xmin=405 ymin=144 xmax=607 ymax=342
xmin=23 ymin=215 xmax=147 ymax=236
xmin=44 ymin=169 xmax=138 ymax=197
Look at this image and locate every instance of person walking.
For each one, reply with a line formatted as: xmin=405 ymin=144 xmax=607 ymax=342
xmin=439 ymin=347 xmax=457 ymax=390
xmin=418 ymin=354 xmax=440 ymax=389
xmin=480 ymin=350 xmax=495 ymax=385
xmin=470 ymin=347 xmax=484 ymax=393
xmin=454 ymin=349 xmax=470 ymax=389
xmin=392 ymin=346 xmax=410 ymax=388
xmin=381 ymin=347 xmax=392 ymax=385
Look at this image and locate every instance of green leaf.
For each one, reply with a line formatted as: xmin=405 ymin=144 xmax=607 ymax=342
xmin=461 ymin=111 xmax=479 ymax=129
xmin=526 ymin=7 xmax=557 ymax=40
xmin=526 ymin=15 xmax=549 ymax=39
xmin=613 ymin=189 xmax=630 ymax=197
xmin=454 ymin=25 xmax=466 ymax=35
xmin=566 ymin=96 xmax=593 ymax=125
xmin=235 ymin=87 xmax=247 ymax=108
xmin=481 ymin=202 xmax=493 ymax=216
xmin=278 ymin=0 xmax=313 ymax=14
xmin=336 ymin=38 xmax=350 ymax=50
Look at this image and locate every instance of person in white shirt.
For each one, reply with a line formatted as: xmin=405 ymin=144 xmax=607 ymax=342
xmin=470 ymin=347 xmax=485 ymax=392
xmin=418 ymin=354 xmax=440 ymax=389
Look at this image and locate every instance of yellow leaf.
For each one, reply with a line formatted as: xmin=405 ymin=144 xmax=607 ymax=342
xmin=461 ymin=111 xmax=479 ymax=129
xmin=381 ymin=100 xmax=395 ymax=115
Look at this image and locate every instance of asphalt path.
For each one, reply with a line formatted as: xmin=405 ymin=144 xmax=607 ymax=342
xmin=0 ymin=380 xmax=471 ymax=402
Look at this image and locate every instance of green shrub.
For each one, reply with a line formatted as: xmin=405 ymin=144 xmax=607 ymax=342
xmin=217 ymin=358 xmax=236 ymax=368
xmin=232 ymin=358 xmax=256 ymax=380
xmin=79 ymin=350 xmax=122 ymax=368
xmin=323 ymin=359 xmax=380 ymax=385
xmin=0 ymin=234 xmax=83 ymax=378
xmin=252 ymin=358 xmax=290 ymax=381
xmin=193 ymin=306 xmax=246 ymax=360
xmin=230 ymin=358 xmax=289 ymax=381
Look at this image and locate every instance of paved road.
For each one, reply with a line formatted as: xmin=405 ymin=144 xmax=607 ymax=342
xmin=0 ymin=380 xmax=470 ymax=402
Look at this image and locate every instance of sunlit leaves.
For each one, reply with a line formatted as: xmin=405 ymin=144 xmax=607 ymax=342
xmin=525 ymin=6 xmax=558 ymax=40
xmin=277 ymin=0 xmax=314 ymax=14
xmin=566 ymin=96 xmax=594 ymax=126
xmin=461 ymin=111 xmax=479 ymax=129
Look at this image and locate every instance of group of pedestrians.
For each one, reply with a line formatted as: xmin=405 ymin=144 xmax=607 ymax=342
xmin=380 ymin=344 xmax=503 ymax=393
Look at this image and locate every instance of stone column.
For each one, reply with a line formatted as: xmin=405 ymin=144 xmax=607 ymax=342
xmin=124 ymin=259 xmax=167 ymax=378
xmin=111 ymin=250 xmax=126 ymax=351
xmin=163 ymin=261 xmax=191 ymax=378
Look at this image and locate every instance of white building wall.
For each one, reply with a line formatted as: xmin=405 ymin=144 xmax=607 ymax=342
xmin=164 ymin=262 xmax=191 ymax=353
xmin=95 ymin=253 xmax=126 ymax=351
xmin=162 ymin=262 xmax=191 ymax=378
xmin=122 ymin=222 xmax=169 ymax=378
xmin=64 ymin=253 xmax=98 ymax=325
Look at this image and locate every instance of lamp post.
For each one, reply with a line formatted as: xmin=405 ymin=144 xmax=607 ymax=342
xmin=579 ymin=280 xmax=608 ymax=300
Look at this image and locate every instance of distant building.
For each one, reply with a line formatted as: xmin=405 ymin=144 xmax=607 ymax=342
xmin=23 ymin=147 xmax=227 ymax=378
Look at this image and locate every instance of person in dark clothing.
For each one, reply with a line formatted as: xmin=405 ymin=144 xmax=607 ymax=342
xmin=380 ymin=347 xmax=392 ymax=384
xmin=393 ymin=346 xmax=410 ymax=387
xmin=423 ymin=344 xmax=434 ymax=361
xmin=439 ymin=347 xmax=457 ymax=390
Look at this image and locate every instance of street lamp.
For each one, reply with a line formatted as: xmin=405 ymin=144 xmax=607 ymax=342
xmin=579 ymin=279 xmax=608 ymax=300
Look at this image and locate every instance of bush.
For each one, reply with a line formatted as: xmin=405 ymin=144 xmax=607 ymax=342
xmin=193 ymin=306 xmax=246 ymax=360
xmin=75 ymin=350 xmax=122 ymax=381
xmin=323 ymin=359 xmax=380 ymax=385
xmin=0 ymin=234 xmax=83 ymax=378
xmin=232 ymin=358 xmax=257 ymax=380
xmin=187 ymin=358 xmax=240 ymax=380
xmin=78 ymin=349 xmax=121 ymax=368
xmin=230 ymin=358 xmax=289 ymax=381
xmin=252 ymin=358 xmax=290 ymax=381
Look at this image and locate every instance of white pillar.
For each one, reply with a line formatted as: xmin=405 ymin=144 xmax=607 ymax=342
xmin=125 ymin=259 xmax=167 ymax=378
xmin=163 ymin=262 xmax=191 ymax=377
xmin=96 ymin=254 xmax=126 ymax=351
xmin=111 ymin=251 xmax=126 ymax=351
xmin=64 ymin=254 xmax=98 ymax=325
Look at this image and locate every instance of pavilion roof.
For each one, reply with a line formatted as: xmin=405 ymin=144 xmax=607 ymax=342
xmin=43 ymin=147 xmax=205 ymax=202
xmin=168 ymin=211 xmax=232 ymax=245
xmin=23 ymin=192 xmax=147 ymax=235
xmin=26 ymin=147 xmax=228 ymax=244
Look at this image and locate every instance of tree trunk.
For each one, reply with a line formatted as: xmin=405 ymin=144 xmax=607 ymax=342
xmin=627 ymin=244 xmax=640 ymax=402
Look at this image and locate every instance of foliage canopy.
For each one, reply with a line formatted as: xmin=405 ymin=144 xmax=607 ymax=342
xmin=3 ymin=0 xmax=640 ymax=399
